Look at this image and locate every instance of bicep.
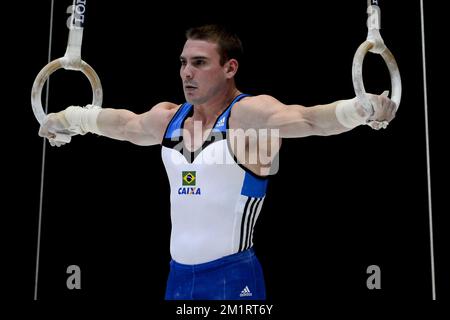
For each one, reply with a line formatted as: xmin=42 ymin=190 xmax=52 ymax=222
xmin=125 ymin=102 xmax=178 ymax=146
xmin=266 ymin=104 xmax=316 ymax=138
xmin=231 ymin=95 xmax=314 ymax=138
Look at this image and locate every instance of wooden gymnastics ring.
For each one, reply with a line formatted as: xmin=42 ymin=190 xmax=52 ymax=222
xmin=31 ymin=0 xmax=102 ymax=142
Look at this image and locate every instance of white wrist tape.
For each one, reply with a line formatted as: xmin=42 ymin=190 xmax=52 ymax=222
xmin=335 ymin=98 xmax=369 ymax=129
xmin=63 ymin=104 xmax=103 ymax=135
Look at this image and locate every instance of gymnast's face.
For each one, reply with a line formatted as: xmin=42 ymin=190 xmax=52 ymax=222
xmin=180 ymin=39 xmax=229 ymax=105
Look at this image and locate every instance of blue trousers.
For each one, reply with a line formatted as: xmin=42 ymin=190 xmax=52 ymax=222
xmin=165 ymin=248 xmax=266 ymax=300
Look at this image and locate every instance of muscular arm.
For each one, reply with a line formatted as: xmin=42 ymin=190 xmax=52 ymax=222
xmin=97 ymin=102 xmax=179 ymax=145
xmin=39 ymin=101 xmax=179 ymax=146
xmin=230 ymin=94 xmax=396 ymax=138
xmin=230 ymin=95 xmax=351 ymax=137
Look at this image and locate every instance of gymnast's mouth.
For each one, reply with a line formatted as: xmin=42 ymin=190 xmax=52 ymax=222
xmin=184 ymin=85 xmax=198 ymax=91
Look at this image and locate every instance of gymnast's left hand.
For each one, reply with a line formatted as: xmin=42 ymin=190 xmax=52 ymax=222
xmin=38 ymin=112 xmax=71 ymax=147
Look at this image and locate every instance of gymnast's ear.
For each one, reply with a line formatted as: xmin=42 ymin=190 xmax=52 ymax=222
xmin=224 ymin=59 xmax=238 ymax=79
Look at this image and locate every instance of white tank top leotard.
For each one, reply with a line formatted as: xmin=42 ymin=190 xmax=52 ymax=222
xmin=161 ymin=94 xmax=269 ymax=264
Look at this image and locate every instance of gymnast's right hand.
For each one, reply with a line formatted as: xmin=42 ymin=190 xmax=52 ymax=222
xmin=39 ymin=105 xmax=103 ymax=146
xmin=38 ymin=111 xmax=72 ymax=147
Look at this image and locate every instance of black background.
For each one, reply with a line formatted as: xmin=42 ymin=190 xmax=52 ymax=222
xmin=4 ymin=0 xmax=447 ymax=310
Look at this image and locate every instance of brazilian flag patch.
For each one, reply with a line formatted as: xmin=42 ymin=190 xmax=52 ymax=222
xmin=182 ymin=171 xmax=196 ymax=186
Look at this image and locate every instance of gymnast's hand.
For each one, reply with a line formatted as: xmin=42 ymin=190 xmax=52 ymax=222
xmin=38 ymin=111 xmax=72 ymax=147
xmin=356 ymin=91 xmax=397 ymax=130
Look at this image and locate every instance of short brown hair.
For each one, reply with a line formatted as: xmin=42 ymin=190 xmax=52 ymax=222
xmin=185 ymin=24 xmax=243 ymax=66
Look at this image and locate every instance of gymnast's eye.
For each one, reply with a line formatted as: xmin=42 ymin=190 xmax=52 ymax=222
xmin=193 ymin=59 xmax=206 ymax=67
